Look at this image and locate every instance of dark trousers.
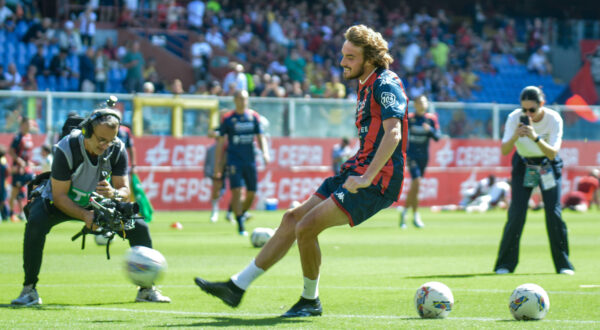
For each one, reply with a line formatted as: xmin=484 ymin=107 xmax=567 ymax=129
xmin=494 ymin=153 xmax=573 ymax=273
xmin=22 ymin=198 xmax=152 ymax=287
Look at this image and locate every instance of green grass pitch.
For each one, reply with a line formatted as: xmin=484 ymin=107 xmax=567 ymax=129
xmin=1 ymin=208 xmax=599 ymax=328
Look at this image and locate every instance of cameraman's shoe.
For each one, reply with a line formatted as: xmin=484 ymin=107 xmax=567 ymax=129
xmin=281 ymin=296 xmax=322 ymax=317
xmin=11 ymin=285 xmax=42 ymax=306
xmin=194 ymin=278 xmax=244 ymax=307
xmin=136 ymin=287 xmax=171 ymax=303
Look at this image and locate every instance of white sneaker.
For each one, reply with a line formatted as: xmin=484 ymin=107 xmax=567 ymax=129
xmin=11 ymin=286 xmax=42 ymax=306
xmin=241 ymin=211 xmax=252 ymax=222
xmin=413 ymin=213 xmax=425 ymax=228
xmin=399 ymin=211 xmax=407 ymax=229
xmin=559 ymin=268 xmax=575 ymax=275
xmin=495 ymin=268 xmax=510 ymax=274
xmin=209 ymin=212 xmax=218 ymax=223
xmin=225 ymin=212 xmax=234 ymax=224
xmin=136 ymin=287 xmax=171 ymax=303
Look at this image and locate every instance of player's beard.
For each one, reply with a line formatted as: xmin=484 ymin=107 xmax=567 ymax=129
xmin=343 ymin=61 xmax=365 ymax=80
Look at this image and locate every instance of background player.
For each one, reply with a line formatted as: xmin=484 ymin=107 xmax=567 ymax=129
xmin=400 ymin=95 xmax=441 ymax=228
xmin=214 ymin=90 xmax=270 ymax=235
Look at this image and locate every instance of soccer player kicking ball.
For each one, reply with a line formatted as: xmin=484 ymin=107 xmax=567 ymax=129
xmin=195 ymin=24 xmax=408 ymax=317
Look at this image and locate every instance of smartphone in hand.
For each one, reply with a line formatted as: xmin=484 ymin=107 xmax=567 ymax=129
xmin=519 ymin=115 xmax=530 ymax=125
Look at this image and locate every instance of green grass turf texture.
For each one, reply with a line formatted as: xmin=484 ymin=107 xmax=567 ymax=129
xmin=0 ymin=208 xmax=599 ymax=329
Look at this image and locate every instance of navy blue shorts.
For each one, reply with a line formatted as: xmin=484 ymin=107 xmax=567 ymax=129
xmin=408 ymin=157 xmax=428 ymax=179
xmin=12 ymin=173 xmax=34 ymax=188
xmin=315 ymin=171 xmax=394 ymax=227
xmin=228 ymin=164 xmax=257 ymax=191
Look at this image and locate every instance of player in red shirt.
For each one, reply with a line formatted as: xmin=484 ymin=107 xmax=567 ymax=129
xmin=194 ymin=24 xmax=408 ymax=317
xmin=8 ymin=117 xmax=34 ymax=222
xmin=562 ymin=169 xmax=599 ymax=211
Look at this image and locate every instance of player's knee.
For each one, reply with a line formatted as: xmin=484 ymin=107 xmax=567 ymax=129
xmin=294 ymin=217 xmax=316 ymax=242
xmin=280 ymin=209 xmax=299 ymax=229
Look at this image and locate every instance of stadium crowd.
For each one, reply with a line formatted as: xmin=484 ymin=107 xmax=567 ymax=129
xmin=0 ymin=0 xmax=557 ymax=102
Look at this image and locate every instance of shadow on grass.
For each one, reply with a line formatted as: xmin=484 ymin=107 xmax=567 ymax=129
xmin=405 ymin=272 xmax=558 ymax=279
xmin=158 ymin=316 xmax=308 ymax=327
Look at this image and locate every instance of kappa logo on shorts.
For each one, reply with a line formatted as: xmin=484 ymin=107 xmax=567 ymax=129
xmin=380 ymin=92 xmax=396 ymax=109
xmin=335 ymin=191 xmax=345 ymax=203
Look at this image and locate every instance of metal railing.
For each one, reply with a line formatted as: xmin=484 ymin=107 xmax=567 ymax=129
xmin=1 ymin=91 xmax=599 ymax=141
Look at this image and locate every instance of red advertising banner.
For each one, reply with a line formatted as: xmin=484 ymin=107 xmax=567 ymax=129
xmin=1 ymin=134 xmax=599 ymax=210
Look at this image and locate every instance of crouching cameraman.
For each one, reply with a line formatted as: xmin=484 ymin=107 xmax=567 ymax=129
xmin=11 ymin=109 xmax=170 ymax=306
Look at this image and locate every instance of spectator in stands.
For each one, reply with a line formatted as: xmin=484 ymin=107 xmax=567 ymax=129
xmin=400 ymin=95 xmax=441 ymax=228
xmin=190 ymin=34 xmax=212 ymax=84
xmin=222 ymin=63 xmax=247 ymax=95
xmin=309 ymin=78 xmax=326 ymax=98
xmin=285 ymin=49 xmax=306 ymax=83
xmin=21 ymin=17 xmax=51 ymax=44
xmin=122 ymin=41 xmax=145 ymax=93
xmin=494 ymin=86 xmax=574 ymax=276
xmin=527 ymin=46 xmax=552 ymax=75
xmin=587 ymin=45 xmax=600 ymax=90
xmin=171 ymin=78 xmax=184 ymax=94
xmin=22 ymin=65 xmax=38 ymax=91
xmin=102 ymin=37 xmax=118 ymax=61
xmin=4 ymin=63 xmax=23 ymax=91
xmin=562 ymin=169 xmax=599 ymax=211
xmin=79 ymin=47 xmax=96 ymax=92
xmin=143 ymin=57 xmax=157 ymax=82
xmin=402 ymin=37 xmax=421 ymax=73
xmin=206 ymin=25 xmax=225 ymax=49
xmin=143 ymin=81 xmax=155 ymax=93
xmin=58 ymin=20 xmax=82 ymax=54
xmin=324 ymin=74 xmax=346 ymax=99
xmin=29 ymin=44 xmax=47 ymax=77
xmin=208 ymin=80 xmax=223 ymax=96
xmin=187 ymin=0 xmax=205 ymax=31
xmin=429 ymin=37 xmax=449 ymax=70
xmin=49 ymin=47 xmax=74 ymax=82
xmin=78 ymin=6 xmax=97 ymax=47
xmin=0 ymin=65 xmax=8 ymax=89
xmin=0 ymin=0 xmax=13 ymax=27
xmin=95 ymin=47 xmax=108 ymax=93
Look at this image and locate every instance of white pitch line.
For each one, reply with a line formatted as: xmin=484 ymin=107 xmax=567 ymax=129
xmin=1 ymin=283 xmax=599 ymax=295
xmin=32 ymin=305 xmax=600 ymax=324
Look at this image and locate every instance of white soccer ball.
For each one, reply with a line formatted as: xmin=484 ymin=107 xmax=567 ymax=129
xmin=414 ymin=281 xmax=454 ymax=318
xmin=509 ymin=283 xmax=550 ymax=320
xmin=94 ymin=234 xmax=112 ymax=246
xmin=250 ymin=227 xmax=275 ymax=248
xmin=124 ymin=246 xmax=167 ymax=287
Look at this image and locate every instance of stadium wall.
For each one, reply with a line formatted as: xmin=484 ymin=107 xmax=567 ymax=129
xmin=2 ymin=134 xmax=599 ymax=211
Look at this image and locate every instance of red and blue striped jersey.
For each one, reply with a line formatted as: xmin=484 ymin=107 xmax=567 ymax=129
xmin=341 ymin=67 xmax=409 ymax=201
xmin=407 ymin=112 xmax=441 ymax=159
xmin=10 ymin=132 xmax=34 ymax=165
xmin=219 ymin=109 xmax=263 ymax=166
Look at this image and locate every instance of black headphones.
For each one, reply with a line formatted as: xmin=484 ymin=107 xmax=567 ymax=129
xmin=80 ymin=109 xmax=121 ymax=138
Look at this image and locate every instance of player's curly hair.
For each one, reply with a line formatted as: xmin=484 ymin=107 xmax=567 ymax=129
xmin=344 ymin=25 xmax=393 ymax=69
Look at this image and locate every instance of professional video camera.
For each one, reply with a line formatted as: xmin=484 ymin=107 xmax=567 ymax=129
xmin=72 ymin=192 xmax=143 ymax=259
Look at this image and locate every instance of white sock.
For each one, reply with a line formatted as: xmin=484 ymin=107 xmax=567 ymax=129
xmin=230 ymin=259 xmax=264 ymax=290
xmin=211 ymin=199 xmax=219 ymax=213
xmin=301 ymin=275 xmax=320 ymax=300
